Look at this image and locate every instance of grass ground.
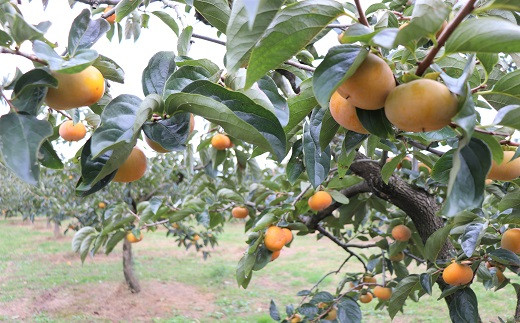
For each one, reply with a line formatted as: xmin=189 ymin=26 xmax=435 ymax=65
xmin=0 ymin=218 xmax=515 ymax=322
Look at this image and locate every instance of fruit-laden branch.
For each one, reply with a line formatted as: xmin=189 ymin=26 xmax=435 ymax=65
xmin=303 ymin=181 xmax=371 ymax=230
xmin=415 ymin=0 xmax=477 ymax=76
xmin=353 ymin=0 xmax=369 ymax=27
xmin=0 ymin=47 xmax=48 ymax=65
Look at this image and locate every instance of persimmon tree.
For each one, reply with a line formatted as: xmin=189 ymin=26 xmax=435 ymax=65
xmin=1 ymin=0 xmax=520 ymax=321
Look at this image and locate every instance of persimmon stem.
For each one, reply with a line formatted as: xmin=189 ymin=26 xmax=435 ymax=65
xmin=353 ymin=0 xmax=369 ymax=27
xmin=415 ymin=0 xmax=477 ymax=76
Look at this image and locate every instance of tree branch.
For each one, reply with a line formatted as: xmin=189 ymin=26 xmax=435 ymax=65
xmin=192 ymin=33 xmax=226 ymax=46
xmin=353 ymin=0 xmax=369 ymax=27
xmin=285 ymin=60 xmax=316 ymax=72
xmin=396 ymin=135 xmax=444 ymax=157
xmin=316 ymin=225 xmax=368 ymax=272
xmin=0 ymin=47 xmax=48 ymax=65
xmin=415 ymin=0 xmax=477 ymax=76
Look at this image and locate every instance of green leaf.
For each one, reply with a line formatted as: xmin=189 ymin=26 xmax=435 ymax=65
xmin=382 ymin=152 xmax=406 ymax=184
xmin=75 ymin=138 xmax=118 ymax=197
xmin=477 ymin=53 xmax=499 ymax=76
xmin=303 ymin=108 xmax=331 ymax=188
xmin=337 ymin=297 xmax=361 ymax=323
xmin=105 ymin=231 xmax=126 ymax=254
xmin=339 ymin=23 xmax=377 ymax=44
xmin=286 ymin=139 xmax=305 ymax=184
xmin=319 ymin=108 xmax=339 ymax=150
xmin=284 ymin=79 xmax=318 ymax=134
xmin=0 ymin=29 xmax=13 ymax=47
xmin=448 ymin=288 xmax=480 ymax=323
xmin=431 ymin=149 xmax=454 ymax=184
xmin=388 ymin=275 xmax=420 ymax=319
xmin=257 ymin=76 xmax=289 ymax=127
xmin=176 ymin=58 xmax=221 ymax=76
xmin=90 ymin=94 xmax=150 ymax=158
xmin=177 ymin=26 xmax=193 ymax=57
xmin=489 ymin=248 xmax=520 ymax=266
xmin=424 ymin=224 xmax=453 ymax=262
xmin=0 ymin=113 xmax=52 ymax=185
xmin=460 ymin=222 xmax=488 ymax=257
xmin=93 ymin=55 xmax=125 ymax=83
xmin=245 ymin=0 xmax=343 ymax=88
xmin=193 ymin=0 xmax=231 ymax=34
xmin=394 ymin=0 xmax=449 ymax=46
xmin=482 ymin=70 xmax=520 ymax=109
xmin=498 ymin=190 xmax=520 ymax=211
xmin=115 ymin=0 xmax=143 ymax=22
xmin=72 ymin=226 xmax=96 ymax=253
xmin=269 ymin=300 xmax=281 ymax=321
xmin=472 ymin=132 xmax=504 ymax=164
xmin=142 ymin=113 xmax=190 ymax=152
xmin=177 ymin=80 xmax=287 ymax=161
xmin=443 ymin=138 xmax=491 ymax=217
xmin=313 ymin=45 xmax=367 ymax=109
xmin=420 ymin=273 xmax=433 ymax=295
xmin=33 ymin=40 xmax=98 ymax=73
xmin=445 ymin=17 xmax=520 ymax=53
xmin=8 ymin=13 xmax=44 ymax=45
xmin=68 ymin=9 xmax=110 ymax=56
xmin=328 ymin=190 xmax=349 ymax=204
xmin=163 ymin=66 xmax=211 ymax=99
xmin=493 ymin=104 xmax=520 ymax=129
xmin=39 ymin=140 xmax=63 ymax=169
xmin=151 ymin=11 xmax=179 ymax=36
xmin=356 ymin=108 xmax=394 ymax=139
xmin=225 ymin=0 xmax=284 ymax=73
xmin=477 ymin=0 xmax=520 ymax=11
xmin=142 ymin=51 xmax=177 ymax=96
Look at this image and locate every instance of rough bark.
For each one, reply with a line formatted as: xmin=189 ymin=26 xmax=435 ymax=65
xmin=122 ymin=239 xmax=141 ymax=293
xmin=349 ymin=152 xmax=457 ymax=304
xmin=53 ymin=221 xmax=61 ymax=238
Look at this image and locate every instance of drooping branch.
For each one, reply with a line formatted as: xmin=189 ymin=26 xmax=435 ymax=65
xmin=415 ymin=0 xmax=477 ymax=76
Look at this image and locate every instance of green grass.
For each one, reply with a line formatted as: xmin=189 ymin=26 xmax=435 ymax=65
xmin=0 ymin=219 xmax=516 ymax=322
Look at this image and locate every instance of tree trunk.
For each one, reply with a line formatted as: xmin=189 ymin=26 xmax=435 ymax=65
xmin=123 ymin=238 xmax=141 ymax=293
xmin=53 ymin=221 xmax=61 ymax=238
xmin=350 ymin=152 xmax=458 ymax=305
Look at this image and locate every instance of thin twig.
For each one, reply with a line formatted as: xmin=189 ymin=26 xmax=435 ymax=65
xmin=192 ymin=33 xmax=226 ymax=46
xmin=0 ymin=89 xmax=17 ymax=112
xmin=316 ymin=225 xmax=368 ymax=272
xmin=285 ymin=60 xmax=316 ymax=72
xmin=353 ymin=0 xmax=369 ymax=27
xmin=396 ymin=135 xmax=444 ymax=157
xmin=416 ymin=0 xmax=477 ymax=76
xmin=0 ymin=47 xmax=48 ymax=65
xmin=49 ymin=108 xmax=72 ymax=120
xmin=292 ymin=184 xmax=312 ymax=206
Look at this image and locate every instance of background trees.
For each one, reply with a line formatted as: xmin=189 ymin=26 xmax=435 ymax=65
xmin=2 ymin=0 xmax=520 ymax=322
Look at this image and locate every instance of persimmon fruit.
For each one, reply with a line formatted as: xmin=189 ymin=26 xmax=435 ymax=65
xmin=281 ymin=228 xmax=293 ymax=245
xmin=271 ymin=250 xmax=280 ymax=261
xmin=337 ymin=53 xmax=396 ymax=110
xmin=113 ymin=147 xmax=147 ymax=183
xmin=232 ymin=206 xmax=249 ymax=219
xmin=45 ymin=66 xmax=105 ymax=110
xmin=329 ymin=91 xmax=369 ymax=134
xmin=488 ymin=150 xmax=520 ymax=181
xmin=359 ymin=292 xmax=373 ymax=303
xmin=308 ymin=191 xmax=333 ymax=211
xmin=211 ymin=134 xmax=231 ymax=150
xmin=389 ymin=251 xmax=404 ymax=262
xmin=126 ymin=231 xmax=143 ymax=243
xmin=501 ymin=228 xmax=520 ymax=254
xmin=98 ymin=202 xmax=106 ymax=209
xmin=442 ymin=262 xmax=473 ymax=286
xmin=104 ymin=7 xmax=116 ymax=24
xmin=385 ymin=79 xmax=458 ymax=132
xmin=59 ymin=120 xmax=87 ymax=141
xmin=264 ymin=226 xmax=286 ymax=252
xmin=391 ymin=224 xmax=412 ymax=242
xmin=373 ymin=286 xmax=392 ymax=300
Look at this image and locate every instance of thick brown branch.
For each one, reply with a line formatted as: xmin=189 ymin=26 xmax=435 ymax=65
xmin=353 ymin=0 xmax=369 ymax=27
xmin=415 ymin=0 xmax=477 ymax=76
